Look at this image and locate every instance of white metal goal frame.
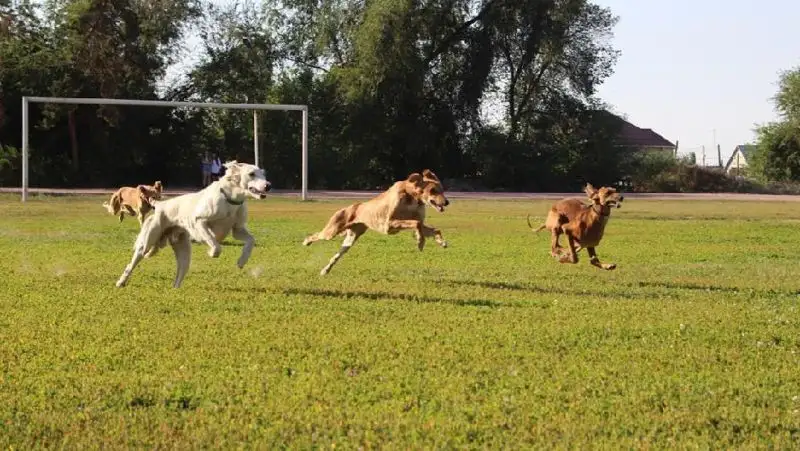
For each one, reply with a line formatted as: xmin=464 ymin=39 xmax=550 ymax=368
xmin=20 ymin=96 xmax=309 ymax=201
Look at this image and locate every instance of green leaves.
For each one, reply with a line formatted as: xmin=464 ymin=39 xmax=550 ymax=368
xmin=753 ymin=67 xmax=800 ymax=182
xmin=775 ymin=67 xmax=800 ymax=122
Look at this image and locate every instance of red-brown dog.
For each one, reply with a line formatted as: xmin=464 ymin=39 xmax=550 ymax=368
xmin=528 ymin=183 xmax=623 ymax=270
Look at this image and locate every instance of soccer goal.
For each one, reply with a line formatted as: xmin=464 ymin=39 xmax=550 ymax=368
xmin=19 ymin=96 xmax=309 ymax=202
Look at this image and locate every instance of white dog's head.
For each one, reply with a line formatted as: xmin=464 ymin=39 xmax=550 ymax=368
xmin=222 ymin=161 xmax=272 ymax=199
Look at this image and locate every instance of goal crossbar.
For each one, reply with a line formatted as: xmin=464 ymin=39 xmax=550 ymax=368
xmin=20 ymin=96 xmax=309 ymax=201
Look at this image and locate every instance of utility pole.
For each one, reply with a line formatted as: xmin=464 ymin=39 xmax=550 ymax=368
xmin=717 ymin=144 xmax=722 ymax=168
xmin=712 ymin=129 xmax=716 ymax=152
xmin=701 ymin=145 xmax=706 ymax=167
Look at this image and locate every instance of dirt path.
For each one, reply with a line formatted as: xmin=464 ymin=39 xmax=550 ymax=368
xmin=3 ymin=187 xmax=800 ymax=201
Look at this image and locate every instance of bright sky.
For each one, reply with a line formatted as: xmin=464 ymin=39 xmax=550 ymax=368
xmin=594 ymin=0 xmax=800 ymax=165
xmin=168 ymin=0 xmax=800 ymax=165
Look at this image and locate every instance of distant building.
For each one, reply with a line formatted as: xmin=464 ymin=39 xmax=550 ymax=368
xmin=724 ymin=144 xmax=755 ymax=176
xmin=595 ymin=111 xmax=676 ymax=156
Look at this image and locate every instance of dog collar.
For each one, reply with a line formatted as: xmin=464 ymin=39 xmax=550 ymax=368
xmin=220 ymin=188 xmax=245 ymax=206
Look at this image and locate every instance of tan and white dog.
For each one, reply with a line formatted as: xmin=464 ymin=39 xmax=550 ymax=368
xmin=103 ymin=181 xmax=163 ymax=226
xmin=303 ymin=169 xmax=450 ymax=275
xmin=115 ymin=161 xmax=271 ymax=288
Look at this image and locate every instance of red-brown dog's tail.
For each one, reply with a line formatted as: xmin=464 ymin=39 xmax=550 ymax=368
xmin=526 ymin=214 xmax=546 ymax=233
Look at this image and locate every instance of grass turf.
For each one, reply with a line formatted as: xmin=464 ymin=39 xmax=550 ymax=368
xmin=0 ymin=193 xmax=798 ymax=448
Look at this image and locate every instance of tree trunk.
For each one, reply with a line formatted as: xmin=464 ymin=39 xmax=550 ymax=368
xmin=68 ymin=110 xmax=79 ymax=171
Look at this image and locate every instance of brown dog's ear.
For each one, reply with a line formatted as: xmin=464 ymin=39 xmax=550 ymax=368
xmin=407 ymin=172 xmax=424 ymax=186
xmin=584 ymin=183 xmax=598 ymax=198
xmin=422 ymin=169 xmax=440 ymax=182
xmin=137 ymin=186 xmax=152 ymax=203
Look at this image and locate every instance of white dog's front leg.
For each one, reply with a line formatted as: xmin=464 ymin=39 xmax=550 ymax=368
xmin=232 ymin=226 xmax=255 ymax=269
xmin=193 ymin=219 xmax=222 ymax=258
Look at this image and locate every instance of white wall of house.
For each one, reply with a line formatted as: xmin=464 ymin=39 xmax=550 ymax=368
xmin=725 ymin=149 xmax=749 ymax=175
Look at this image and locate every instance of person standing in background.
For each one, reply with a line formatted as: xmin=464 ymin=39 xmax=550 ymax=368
xmin=201 ymin=151 xmax=212 ymax=186
xmin=210 ymin=153 xmax=222 ymax=181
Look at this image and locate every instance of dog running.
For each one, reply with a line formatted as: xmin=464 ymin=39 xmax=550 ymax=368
xmin=303 ymin=169 xmax=450 ymax=275
xmin=528 ymin=183 xmax=623 ymax=270
xmin=115 ymin=161 xmax=271 ymax=288
xmin=103 ymin=181 xmax=163 ymax=226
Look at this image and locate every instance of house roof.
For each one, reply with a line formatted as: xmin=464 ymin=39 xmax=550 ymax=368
xmin=724 ymin=144 xmax=756 ymax=170
xmin=593 ymin=111 xmax=675 ymax=148
xmin=615 ymin=120 xmax=675 ymax=148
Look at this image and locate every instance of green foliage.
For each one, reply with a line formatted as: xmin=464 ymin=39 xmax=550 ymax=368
xmin=0 ymin=143 xmax=18 ymax=175
xmin=774 ymin=66 xmax=800 ymax=122
xmin=1 ymin=0 xmax=635 ymax=191
xmin=752 ymin=67 xmax=800 ymax=182
xmin=624 ymin=153 xmax=799 ymax=193
xmin=752 ymin=121 xmax=800 ymax=182
xmin=1 ymin=195 xmax=799 ymax=447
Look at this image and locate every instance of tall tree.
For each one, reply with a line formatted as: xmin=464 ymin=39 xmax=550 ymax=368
xmin=489 ymin=0 xmax=618 ymax=140
xmin=752 ymin=66 xmax=800 ymax=182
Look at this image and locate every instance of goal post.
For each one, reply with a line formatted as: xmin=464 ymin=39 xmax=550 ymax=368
xmin=20 ymin=96 xmax=309 ymax=202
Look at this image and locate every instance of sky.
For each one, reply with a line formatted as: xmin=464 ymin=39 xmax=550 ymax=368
xmin=593 ymin=0 xmax=800 ymax=165
xmin=167 ymin=0 xmax=800 ymax=166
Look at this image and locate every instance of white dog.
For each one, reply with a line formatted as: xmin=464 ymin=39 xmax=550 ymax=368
xmin=115 ymin=161 xmax=271 ymax=288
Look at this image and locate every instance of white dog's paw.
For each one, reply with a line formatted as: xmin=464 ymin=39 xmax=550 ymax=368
xmin=302 ymin=237 xmax=313 ymax=246
xmin=208 ymin=247 xmax=222 ymax=258
xmin=320 ymin=268 xmax=329 ymax=276
xmin=440 ymin=240 xmax=448 ymax=248
xmin=237 ymin=258 xmax=248 ymax=269
xmin=115 ymin=279 xmax=127 ymax=288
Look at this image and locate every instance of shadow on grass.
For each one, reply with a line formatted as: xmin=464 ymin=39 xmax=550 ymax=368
xmin=450 ymin=279 xmax=799 ymax=299
xmin=629 ymin=280 xmax=800 ymax=296
xmin=447 ymin=279 xmax=643 ymax=300
xmin=283 ymin=287 xmax=508 ymax=308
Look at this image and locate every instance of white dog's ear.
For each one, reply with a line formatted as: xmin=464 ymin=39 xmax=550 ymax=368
xmin=223 ymin=160 xmax=238 ymax=170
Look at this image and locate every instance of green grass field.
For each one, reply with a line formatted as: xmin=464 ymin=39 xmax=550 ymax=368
xmin=1 ymin=193 xmax=799 ymax=449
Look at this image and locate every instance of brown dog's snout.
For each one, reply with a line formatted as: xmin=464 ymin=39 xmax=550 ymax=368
xmin=444 ymin=198 xmax=450 ymax=207
xmin=619 ymin=195 xmax=624 ymax=201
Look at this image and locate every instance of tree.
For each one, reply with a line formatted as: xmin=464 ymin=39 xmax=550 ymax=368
xmin=489 ymin=0 xmax=619 ymax=140
xmin=0 ymin=0 xmax=200 ymax=186
xmin=774 ymin=66 xmax=800 ymax=122
xmin=752 ymin=66 xmax=800 ymax=182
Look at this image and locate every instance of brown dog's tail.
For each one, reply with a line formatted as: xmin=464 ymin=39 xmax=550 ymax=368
xmin=103 ymin=191 xmax=122 ymax=215
xmin=526 ymin=214 xmax=546 ymax=233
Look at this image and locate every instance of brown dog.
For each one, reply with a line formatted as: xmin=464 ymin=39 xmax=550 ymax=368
xmin=303 ymin=169 xmax=450 ymax=275
xmin=103 ymin=181 xmax=163 ymax=226
xmin=528 ymin=183 xmax=623 ymax=270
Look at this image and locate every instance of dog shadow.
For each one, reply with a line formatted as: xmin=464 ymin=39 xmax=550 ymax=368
xmin=629 ymin=280 xmax=798 ymax=296
xmin=446 ymin=279 xmax=642 ymax=300
xmin=282 ymin=287 xmax=506 ymax=308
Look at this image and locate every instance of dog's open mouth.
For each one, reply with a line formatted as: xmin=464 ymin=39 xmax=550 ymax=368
xmin=430 ymin=201 xmax=445 ymax=213
xmin=249 ymin=186 xmax=270 ymax=199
